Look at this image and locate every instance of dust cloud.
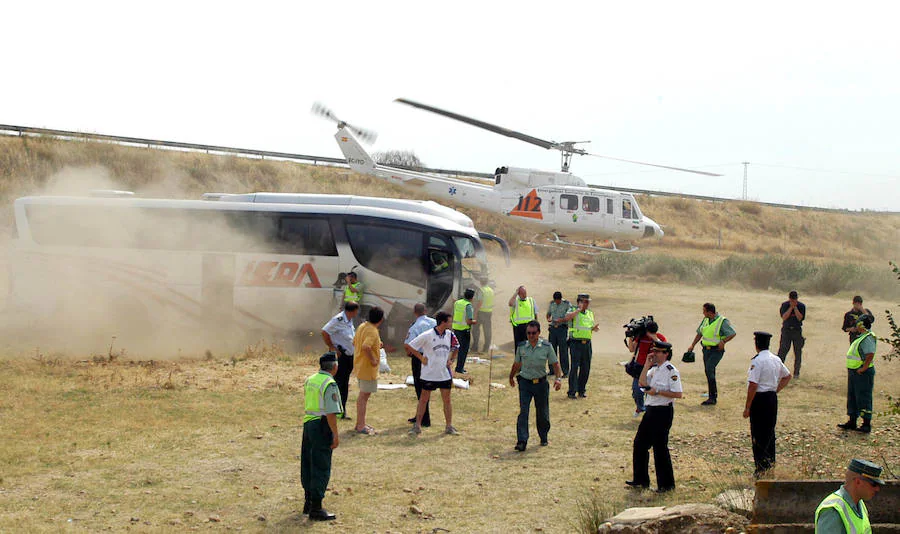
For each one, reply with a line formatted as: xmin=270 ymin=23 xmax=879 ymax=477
xmin=0 ymin=165 xmax=337 ymax=358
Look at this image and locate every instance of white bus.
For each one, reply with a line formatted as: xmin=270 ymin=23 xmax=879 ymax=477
xmin=8 ymin=192 xmax=508 ymax=351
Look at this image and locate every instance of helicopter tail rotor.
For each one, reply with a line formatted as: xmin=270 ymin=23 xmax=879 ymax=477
xmin=311 ymin=102 xmax=378 ymax=144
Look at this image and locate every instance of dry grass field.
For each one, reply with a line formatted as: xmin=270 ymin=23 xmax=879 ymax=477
xmin=0 ymin=134 xmax=899 ymax=532
xmin=1 ymin=257 xmax=898 ymax=533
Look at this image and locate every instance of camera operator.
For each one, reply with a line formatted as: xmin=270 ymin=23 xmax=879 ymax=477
xmin=626 ymin=320 xmax=666 ymax=418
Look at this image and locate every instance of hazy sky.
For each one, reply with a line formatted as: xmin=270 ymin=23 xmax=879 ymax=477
xmin=3 ymin=1 xmax=899 ymax=211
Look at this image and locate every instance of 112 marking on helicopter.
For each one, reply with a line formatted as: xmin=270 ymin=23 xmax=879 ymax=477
xmin=314 ymin=100 xmax=721 ymax=253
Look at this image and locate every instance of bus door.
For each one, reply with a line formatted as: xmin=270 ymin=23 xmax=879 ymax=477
xmin=425 ymin=234 xmax=456 ymax=311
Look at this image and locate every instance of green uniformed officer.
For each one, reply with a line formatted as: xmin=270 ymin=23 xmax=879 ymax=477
xmin=837 ymin=315 xmax=877 ymax=434
xmin=452 ymin=288 xmax=477 ymax=374
xmin=687 ymin=302 xmax=737 ymax=406
xmin=508 ymin=285 xmax=538 ymax=348
xmin=472 ymin=277 xmax=494 ymax=353
xmin=301 ymin=352 xmax=342 ymax=521
xmin=509 ymin=320 xmax=563 ymax=451
xmin=560 ymin=294 xmax=599 ymax=399
xmin=815 ymin=458 xmax=883 ymax=533
xmin=343 ymin=272 xmax=363 ymax=306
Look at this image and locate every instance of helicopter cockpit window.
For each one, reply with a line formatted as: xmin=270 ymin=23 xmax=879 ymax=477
xmin=582 ymin=196 xmax=600 ymax=213
xmin=560 ymin=194 xmax=578 ymax=211
xmin=622 ymin=199 xmax=634 ymax=219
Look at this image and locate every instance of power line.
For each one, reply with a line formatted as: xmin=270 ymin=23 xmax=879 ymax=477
xmin=751 ymin=162 xmax=900 ymax=179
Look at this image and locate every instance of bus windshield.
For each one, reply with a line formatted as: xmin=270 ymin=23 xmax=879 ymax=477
xmin=453 ymin=235 xmax=488 ymax=286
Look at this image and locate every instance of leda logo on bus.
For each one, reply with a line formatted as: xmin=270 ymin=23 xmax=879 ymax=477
xmin=239 ymin=261 xmax=322 ymax=288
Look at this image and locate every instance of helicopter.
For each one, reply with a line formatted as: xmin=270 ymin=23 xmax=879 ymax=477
xmin=313 ymin=100 xmax=722 ymax=253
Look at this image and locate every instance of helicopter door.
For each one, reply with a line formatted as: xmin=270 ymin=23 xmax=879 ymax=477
xmin=581 ymin=196 xmax=600 ymax=224
xmin=558 ymin=193 xmax=578 ymax=224
xmin=616 ymin=197 xmax=637 ymax=233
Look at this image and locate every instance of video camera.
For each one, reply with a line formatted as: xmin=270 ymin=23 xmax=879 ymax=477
xmin=623 ymin=315 xmax=655 ymax=343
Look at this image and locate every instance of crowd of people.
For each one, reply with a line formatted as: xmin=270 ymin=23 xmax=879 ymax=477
xmin=302 ymin=278 xmax=885 ymax=528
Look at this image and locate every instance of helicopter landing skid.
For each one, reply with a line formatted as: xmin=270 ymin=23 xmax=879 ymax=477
xmin=519 ymin=233 xmax=638 ymax=254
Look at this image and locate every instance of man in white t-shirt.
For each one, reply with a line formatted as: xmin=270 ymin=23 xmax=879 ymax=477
xmin=405 ymin=311 xmax=460 ymax=436
xmin=743 ymin=331 xmax=792 ymax=478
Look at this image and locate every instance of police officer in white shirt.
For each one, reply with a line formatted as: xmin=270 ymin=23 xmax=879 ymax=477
xmin=743 ymin=331 xmax=792 ymax=478
xmin=321 ymin=302 xmax=359 ymax=419
xmin=627 ymin=340 xmax=682 ymax=493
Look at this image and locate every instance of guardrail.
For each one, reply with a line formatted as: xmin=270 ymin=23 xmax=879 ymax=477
xmin=0 ymin=123 xmax=346 ymax=166
xmin=1 ymin=123 xmax=895 ymax=214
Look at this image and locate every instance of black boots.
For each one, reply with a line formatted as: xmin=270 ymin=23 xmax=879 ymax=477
xmin=309 ymin=499 xmax=336 ymax=521
xmin=837 ymin=418 xmax=857 ymax=431
xmin=856 ymin=418 xmax=872 ymax=433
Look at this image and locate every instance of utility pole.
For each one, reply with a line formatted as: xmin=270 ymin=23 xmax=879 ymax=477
xmin=742 ymin=162 xmax=750 ymax=200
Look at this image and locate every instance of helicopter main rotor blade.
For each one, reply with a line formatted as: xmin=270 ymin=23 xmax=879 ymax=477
xmin=587 ymin=153 xmax=722 ymax=177
xmin=395 ymin=98 xmax=557 ymax=151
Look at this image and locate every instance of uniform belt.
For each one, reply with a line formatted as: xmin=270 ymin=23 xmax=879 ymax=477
xmin=517 ymin=375 xmax=547 ymax=384
xmin=782 ymin=326 xmax=802 ymax=330
xmin=549 ymin=324 xmax=567 ymax=328
xmin=646 ymin=403 xmax=673 ymax=408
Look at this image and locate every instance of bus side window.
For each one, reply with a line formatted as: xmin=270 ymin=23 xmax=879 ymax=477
xmin=346 ymin=223 xmax=425 ymax=285
xmin=583 ymin=196 xmax=600 ymax=213
xmin=278 ymin=217 xmax=337 ymax=256
xmin=560 ymin=194 xmax=578 ymax=211
xmin=622 ymin=199 xmax=633 ymax=219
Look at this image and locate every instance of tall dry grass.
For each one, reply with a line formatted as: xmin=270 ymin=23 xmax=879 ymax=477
xmin=2 ymin=134 xmax=899 ymax=263
xmin=636 ymin=194 xmax=900 ymax=262
xmin=586 ymin=253 xmax=900 ymax=299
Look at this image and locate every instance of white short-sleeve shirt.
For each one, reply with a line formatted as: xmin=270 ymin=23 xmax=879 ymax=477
xmin=322 ymin=311 xmax=355 ymax=355
xmin=645 ymin=362 xmax=683 ymax=406
xmin=409 ymin=328 xmax=458 ymax=382
xmin=747 ymin=349 xmax=791 ymax=392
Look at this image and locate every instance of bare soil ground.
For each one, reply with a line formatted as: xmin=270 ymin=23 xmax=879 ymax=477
xmin=2 ymin=257 xmax=897 ymax=533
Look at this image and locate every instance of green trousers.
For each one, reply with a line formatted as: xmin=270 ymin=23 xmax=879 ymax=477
xmin=301 ymin=418 xmax=334 ymax=501
xmin=846 ymin=367 xmax=875 ymax=420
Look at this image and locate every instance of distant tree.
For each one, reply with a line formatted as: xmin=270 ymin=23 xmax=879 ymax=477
xmin=373 ymin=150 xmax=424 ymax=168
xmin=881 ymin=261 xmax=900 ymax=414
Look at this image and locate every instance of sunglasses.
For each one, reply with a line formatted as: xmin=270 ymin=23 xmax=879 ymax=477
xmin=858 ymin=476 xmax=880 ymax=488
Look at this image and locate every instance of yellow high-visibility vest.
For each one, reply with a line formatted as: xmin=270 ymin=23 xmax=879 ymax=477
xmin=480 ymin=286 xmax=494 ymax=313
xmin=572 ymin=309 xmax=595 ymax=340
xmin=452 ymin=298 xmax=472 ymax=331
xmin=343 ymin=282 xmax=362 ymax=303
xmin=510 ymin=297 xmax=536 ymax=326
xmin=303 ymin=371 xmax=339 ymax=423
xmin=815 ymin=490 xmax=870 ymax=534
xmin=700 ymin=315 xmax=726 ymax=347
xmin=846 ymin=331 xmax=875 ymax=370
